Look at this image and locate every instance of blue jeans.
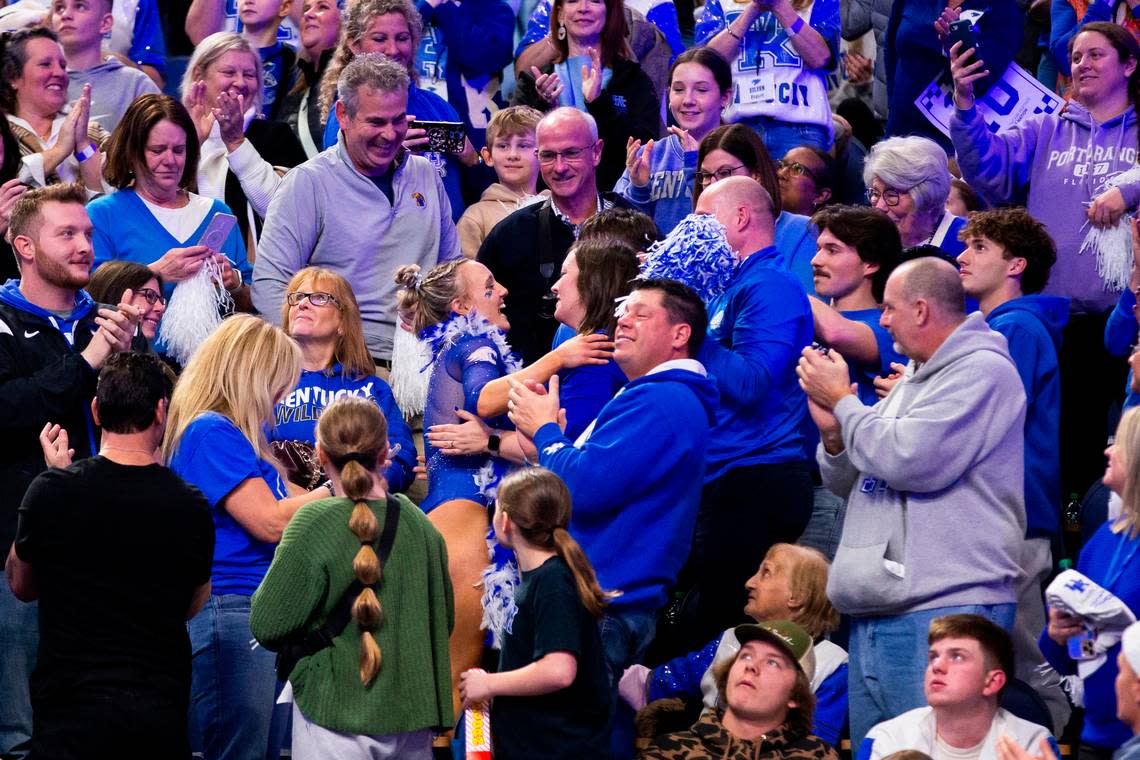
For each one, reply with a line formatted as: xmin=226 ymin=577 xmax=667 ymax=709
xmin=747 ymin=116 xmax=832 ymax=159
xmin=188 ymin=594 xmax=286 ymax=760
xmin=601 ymin=609 xmax=658 ymax=760
xmin=0 ymin=570 xmax=37 ymax=760
xmin=848 ymin=602 xmax=1016 ymax=747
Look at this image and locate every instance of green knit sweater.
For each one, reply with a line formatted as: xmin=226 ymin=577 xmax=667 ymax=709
xmin=250 ymin=494 xmax=454 ymax=734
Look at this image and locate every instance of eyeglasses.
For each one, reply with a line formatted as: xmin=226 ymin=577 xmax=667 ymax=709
xmin=866 ymin=187 xmax=905 ymax=207
xmin=134 ymin=288 xmax=165 ymax=306
xmin=776 ymin=159 xmax=818 ymax=182
xmin=286 ymin=291 xmax=342 ymax=308
xmin=535 ymin=145 xmax=595 ymax=165
xmin=695 ymin=164 xmax=746 ymax=186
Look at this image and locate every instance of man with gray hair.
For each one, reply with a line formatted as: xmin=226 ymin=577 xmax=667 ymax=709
xmin=476 ymin=106 xmax=633 ymax=364
xmin=796 ymin=257 xmax=1027 ymax=746
xmin=864 ymin=135 xmax=965 ymax=256
xmin=252 ymin=53 xmax=461 ymax=365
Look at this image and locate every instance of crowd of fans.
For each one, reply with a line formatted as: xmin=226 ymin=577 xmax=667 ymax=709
xmin=4 ymin=0 xmax=1140 ymax=758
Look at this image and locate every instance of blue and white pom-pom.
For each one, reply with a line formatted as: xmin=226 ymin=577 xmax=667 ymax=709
xmin=158 ymin=257 xmax=233 ymax=365
xmin=639 ymin=213 xmax=738 ymax=304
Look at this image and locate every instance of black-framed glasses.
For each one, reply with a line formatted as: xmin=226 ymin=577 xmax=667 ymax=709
xmin=866 ymin=187 xmax=905 ymax=207
xmin=776 ymin=159 xmax=818 ymax=182
xmin=695 ymin=164 xmax=746 ymax=186
xmin=535 ymin=145 xmax=595 ymax=164
xmin=134 ymin=287 xmax=165 ymax=306
xmin=286 ymin=291 xmax=342 ymax=308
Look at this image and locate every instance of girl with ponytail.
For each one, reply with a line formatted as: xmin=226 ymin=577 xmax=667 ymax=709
xmin=458 ymin=467 xmax=612 ymax=759
xmin=250 ymin=395 xmax=454 ymax=759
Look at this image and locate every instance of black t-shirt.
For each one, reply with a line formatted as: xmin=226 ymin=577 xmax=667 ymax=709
xmin=14 ymin=456 xmax=214 ymax=704
xmin=492 ymin=555 xmax=611 ymax=759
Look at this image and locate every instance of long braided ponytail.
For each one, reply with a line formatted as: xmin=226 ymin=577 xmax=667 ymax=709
xmin=315 ymin=396 xmax=389 ymax=685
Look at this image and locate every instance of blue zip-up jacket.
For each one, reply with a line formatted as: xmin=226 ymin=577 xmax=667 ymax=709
xmin=699 ymin=246 xmax=813 ymax=479
xmin=270 ymin=365 xmax=416 ymax=493
xmin=645 ymin=631 xmax=848 ymax=746
xmin=1105 ymin=288 xmax=1140 ymax=410
xmin=613 ymin=134 xmax=697 ymax=236
xmin=533 ymin=364 xmax=719 ymax=613
xmin=415 ymin=0 xmax=515 ymax=148
xmin=1040 ymin=522 xmax=1140 ymax=750
xmin=323 ymin=84 xmax=466 ymax=221
xmin=986 ymin=295 xmax=1068 ymax=540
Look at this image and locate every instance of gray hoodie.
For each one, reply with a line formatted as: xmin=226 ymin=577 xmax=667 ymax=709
xmin=68 ymin=57 xmax=159 ymax=133
xmin=820 ymin=312 xmax=1027 ymax=617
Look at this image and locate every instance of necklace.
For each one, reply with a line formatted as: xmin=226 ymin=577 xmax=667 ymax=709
xmin=100 ymin=445 xmax=157 ymax=455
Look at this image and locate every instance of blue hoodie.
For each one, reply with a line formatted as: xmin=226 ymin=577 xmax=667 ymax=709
xmin=532 ymin=363 xmax=719 ymax=613
xmin=270 ymin=365 xmax=417 ymax=493
xmin=699 ymin=246 xmax=813 ymax=479
xmin=986 ymin=295 xmax=1068 ymax=540
xmin=1104 ymin=288 xmax=1140 ymax=410
xmin=323 ymin=84 xmax=466 ymax=221
xmin=951 ymin=101 xmax=1140 ymax=314
xmin=613 ymin=135 xmax=697 ymax=236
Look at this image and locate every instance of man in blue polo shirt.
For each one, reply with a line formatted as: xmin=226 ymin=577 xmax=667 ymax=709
xmin=688 ymin=176 xmax=814 ymax=647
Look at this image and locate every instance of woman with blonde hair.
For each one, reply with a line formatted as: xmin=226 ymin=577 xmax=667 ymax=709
xmin=165 ymin=314 xmax=332 ymax=760
xmin=395 ymin=258 xmax=516 ymax=710
xmin=251 ymin=396 xmax=453 ymax=758
xmin=1042 ymin=407 xmax=1140 ymax=756
xmin=318 ymin=0 xmax=475 ymax=220
xmin=270 ymin=267 xmax=415 ymax=492
xmin=180 ymin=31 xmax=306 ymax=254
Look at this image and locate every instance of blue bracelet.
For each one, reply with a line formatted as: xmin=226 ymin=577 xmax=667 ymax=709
xmin=788 ymin=15 xmax=805 ymax=36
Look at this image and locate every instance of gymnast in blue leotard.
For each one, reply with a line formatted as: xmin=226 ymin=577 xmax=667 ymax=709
xmin=395 ymin=258 xmax=520 ymax=712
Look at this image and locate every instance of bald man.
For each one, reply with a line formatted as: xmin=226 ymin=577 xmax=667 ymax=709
xmin=796 ymin=258 xmax=1028 ymax=745
xmin=687 ymin=176 xmax=815 ymax=647
xmin=477 ymin=107 xmax=633 ymax=364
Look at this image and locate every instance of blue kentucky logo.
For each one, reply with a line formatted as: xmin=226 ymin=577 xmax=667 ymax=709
xmin=1065 ymin=579 xmax=1089 ymax=593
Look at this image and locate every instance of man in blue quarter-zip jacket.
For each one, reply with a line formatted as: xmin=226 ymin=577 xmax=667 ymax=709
xmin=687 ymin=176 xmax=815 ymax=650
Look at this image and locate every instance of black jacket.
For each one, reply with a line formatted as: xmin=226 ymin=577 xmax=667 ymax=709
xmin=476 ymin=192 xmax=632 ymax=365
xmin=0 ymin=295 xmax=146 ymax=555
xmin=514 ymin=57 xmax=662 ymax=190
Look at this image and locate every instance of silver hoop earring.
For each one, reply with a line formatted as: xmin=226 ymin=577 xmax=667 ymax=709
xmin=558 ymin=22 xmax=567 ymax=40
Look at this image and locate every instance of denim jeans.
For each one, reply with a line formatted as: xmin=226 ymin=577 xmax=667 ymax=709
xmin=798 ymin=485 xmax=847 ymax=562
xmin=747 ymin=116 xmax=832 ymax=160
xmin=848 ymin=602 xmax=1017 ymax=747
xmin=601 ymin=609 xmax=658 ymax=760
xmin=0 ymin=570 xmax=37 ymax=760
xmin=188 ymin=594 xmax=285 ymax=760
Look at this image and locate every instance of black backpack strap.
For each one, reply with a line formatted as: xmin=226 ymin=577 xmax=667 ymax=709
xmin=275 ymin=497 xmax=401 ymax=677
xmin=537 ymin=200 xmax=557 ymax=282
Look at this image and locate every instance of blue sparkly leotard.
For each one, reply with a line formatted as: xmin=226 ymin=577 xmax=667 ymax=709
xmin=419 ymin=312 xmax=519 ymax=514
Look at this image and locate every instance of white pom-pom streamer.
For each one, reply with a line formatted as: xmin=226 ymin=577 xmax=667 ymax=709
xmin=1079 ymin=219 xmax=1132 ymax=293
xmin=389 ymin=324 xmax=431 ymax=419
xmin=158 ymin=257 xmax=232 ymax=365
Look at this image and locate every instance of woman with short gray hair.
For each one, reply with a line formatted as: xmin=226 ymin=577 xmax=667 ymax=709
xmin=863 ymin=135 xmax=964 ymax=254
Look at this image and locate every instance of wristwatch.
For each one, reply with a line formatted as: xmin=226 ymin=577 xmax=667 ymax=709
xmin=487 ymin=433 xmax=501 ymax=454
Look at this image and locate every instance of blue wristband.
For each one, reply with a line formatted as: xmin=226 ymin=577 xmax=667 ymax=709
xmin=75 ymin=142 xmax=97 ymax=163
xmin=788 ymin=15 xmax=805 ymax=35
